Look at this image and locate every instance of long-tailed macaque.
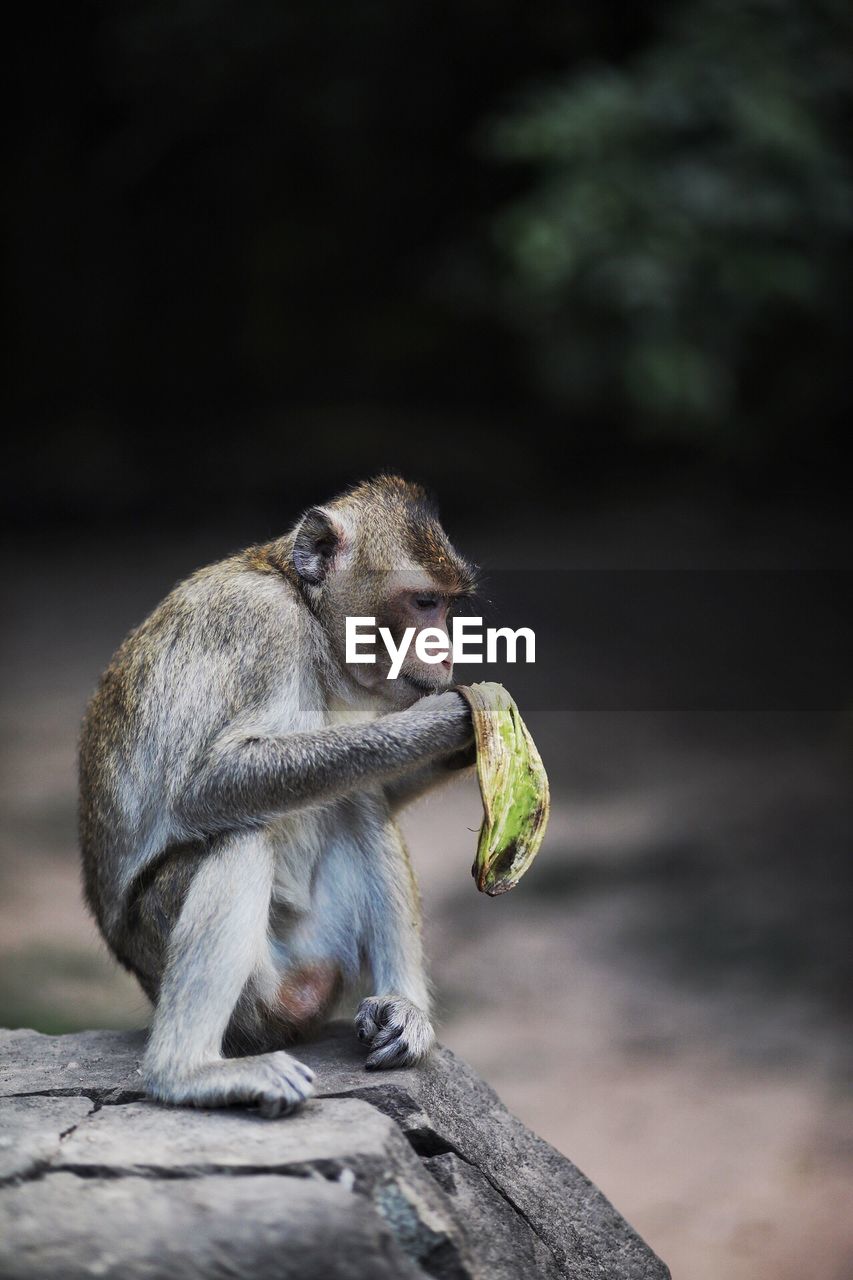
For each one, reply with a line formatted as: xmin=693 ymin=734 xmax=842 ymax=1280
xmin=79 ymin=476 xmax=478 ymax=1116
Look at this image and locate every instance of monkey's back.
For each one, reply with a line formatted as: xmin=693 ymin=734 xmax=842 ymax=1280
xmin=78 ymin=549 xmax=325 ymax=947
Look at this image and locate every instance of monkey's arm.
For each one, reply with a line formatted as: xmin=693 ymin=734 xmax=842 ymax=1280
xmin=177 ymin=692 xmax=472 ymax=836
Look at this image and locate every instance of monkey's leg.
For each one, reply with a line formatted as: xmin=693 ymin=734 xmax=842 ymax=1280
xmin=355 ymin=822 xmax=436 ymax=1071
xmin=142 ymin=833 xmax=315 ymax=1117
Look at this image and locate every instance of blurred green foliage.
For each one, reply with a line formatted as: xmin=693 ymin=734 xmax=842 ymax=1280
xmin=6 ymin=0 xmax=852 ymax=520
xmin=485 ymin=0 xmax=853 ymax=450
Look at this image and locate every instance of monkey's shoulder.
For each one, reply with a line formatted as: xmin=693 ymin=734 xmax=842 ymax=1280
xmin=120 ymin=557 xmax=317 ymax=669
xmin=84 ymin=557 xmax=323 ymax=743
xmin=162 ymin=554 xmax=309 ymax=646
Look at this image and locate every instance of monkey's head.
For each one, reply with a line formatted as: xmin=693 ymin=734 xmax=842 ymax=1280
xmin=289 ymin=475 xmax=477 ymax=708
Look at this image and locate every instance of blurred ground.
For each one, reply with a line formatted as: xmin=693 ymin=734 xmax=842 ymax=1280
xmin=1 ymin=483 xmax=851 ymax=1280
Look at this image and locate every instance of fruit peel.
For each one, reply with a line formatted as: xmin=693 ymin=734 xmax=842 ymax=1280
xmin=457 ymin=682 xmax=550 ymax=895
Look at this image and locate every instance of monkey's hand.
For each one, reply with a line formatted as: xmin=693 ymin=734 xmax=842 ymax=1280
xmin=355 ymin=996 xmax=436 ymax=1071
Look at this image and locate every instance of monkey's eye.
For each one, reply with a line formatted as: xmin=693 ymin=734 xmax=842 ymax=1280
xmin=413 ymin=595 xmax=440 ymax=611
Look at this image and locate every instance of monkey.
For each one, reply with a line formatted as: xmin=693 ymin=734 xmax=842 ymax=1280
xmin=78 ymin=476 xmax=479 ymax=1117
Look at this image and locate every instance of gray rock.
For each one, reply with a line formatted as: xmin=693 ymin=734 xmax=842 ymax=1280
xmin=0 ymin=1096 xmax=92 ymax=1181
xmin=0 ymin=1022 xmax=670 ymax=1278
xmin=0 ymin=1027 xmax=146 ymax=1102
xmin=0 ymin=1173 xmax=427 ymax=1280
xmin=300 ymin=1024 xmax=669 ymax=1280
xmin=424 ymin=1152 xmax=565 ymax=1280
xmin=55 ymin=1094 xmax=417 ymax=1178
xmin=53 ymin=1095 xmax=474 ymax=1276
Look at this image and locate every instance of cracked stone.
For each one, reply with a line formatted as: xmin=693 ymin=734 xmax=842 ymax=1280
xmin=0 ymin=1096 xmax=93 ymax=1181
xmin=14 ymin=1095 xmax=473 ymax=1278
xmin=0 ymin=1173 xmax=428 ymax=1279
xmin=424 ymin=1152 xmax=565 ymax=1280
xmin=56 ymin=1095 xmax=418 ymax=1179
xmin=298 ymin=1024 xmax=670 ymax=1279
xmin=0 ymin=1028 xmax=146 ymax=1102
xmin=0 ymin=1022 xmax=670 ymax=1278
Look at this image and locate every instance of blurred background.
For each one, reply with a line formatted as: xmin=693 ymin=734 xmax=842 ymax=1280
xmin=3 ymin=1 xmax=852 ymax=1276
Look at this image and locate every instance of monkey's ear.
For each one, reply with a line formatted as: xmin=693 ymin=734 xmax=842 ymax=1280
xmin=292 ymin=508 xmax=341 ymax=584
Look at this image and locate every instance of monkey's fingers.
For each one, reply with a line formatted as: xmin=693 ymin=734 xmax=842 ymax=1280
xmin=356 ymin=996 xmax=435 ymax=1069
xmin=365 ymin=1020 xmax=403 ymax=1052
xmin=365 ymin=1033 xmax=410 ymax=1071
xmin=355 ymin=996 xmax=386 ymax=1043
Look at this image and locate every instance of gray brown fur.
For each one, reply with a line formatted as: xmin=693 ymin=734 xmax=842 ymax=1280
xmin=78 ymin=476 xmax=476 ymax=1114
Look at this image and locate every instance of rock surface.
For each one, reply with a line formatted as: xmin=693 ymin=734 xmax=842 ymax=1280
xmin=0 ymin=1022 xmax=669 ymax=1279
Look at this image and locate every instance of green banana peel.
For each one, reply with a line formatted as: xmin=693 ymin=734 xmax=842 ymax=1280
xmin=457 ymin=682 xmax=550 ymax=896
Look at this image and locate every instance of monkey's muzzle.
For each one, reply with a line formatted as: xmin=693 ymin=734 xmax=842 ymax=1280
xmin=457 ymin=681 xmax=550 ymax=896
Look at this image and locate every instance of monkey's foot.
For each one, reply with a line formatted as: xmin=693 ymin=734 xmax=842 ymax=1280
xmin=355 ymin=996 xmax=436 ymax=1070
xmin=144 ymin=1051 xmax=315 ymax=1119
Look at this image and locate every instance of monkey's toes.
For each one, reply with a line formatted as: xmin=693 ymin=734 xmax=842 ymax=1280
xmin=253 ymin=1051 xmax=316 ymax=1118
